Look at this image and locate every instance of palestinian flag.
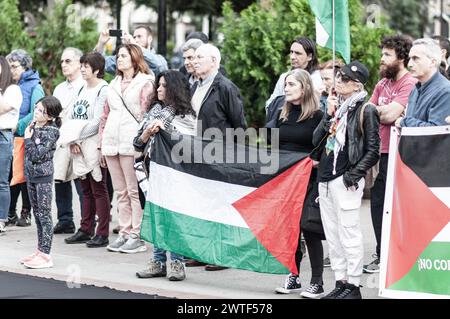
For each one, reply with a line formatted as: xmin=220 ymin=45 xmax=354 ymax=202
xmin=384 ymin=127 xmax=450 ymax=296
xmin=141 ymin=130 xmax=313 ymax=274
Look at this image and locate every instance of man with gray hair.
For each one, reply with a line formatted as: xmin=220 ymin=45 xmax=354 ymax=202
xmin=181 ymin=38 xmax=203 ymax=87
xmin=395 ymin=38 xmax=450 ymax=127
xmin=52 ymin=47 xmax=84 ymax=234
xmin=187 ymin=43 xmax=246 ymax=271
xmin=192 ymin=43 xmax=246 ymax=136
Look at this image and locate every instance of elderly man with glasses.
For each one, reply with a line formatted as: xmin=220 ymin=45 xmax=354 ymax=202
xmin=52 ymin=47 xmax=85 ymax=235
xmin=312 ymin=61 xmax=380 ymax=299
xmin=5 ymin=49 xmax=45 ymax=228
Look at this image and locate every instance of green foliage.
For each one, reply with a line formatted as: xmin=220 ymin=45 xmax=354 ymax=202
xmin=220 ymin=0 xmax=393 ymax=127
xmin=0 ymin=0 xmax=30 ymax=55
xmin=32 ymin=0 xmax=98 ymax=94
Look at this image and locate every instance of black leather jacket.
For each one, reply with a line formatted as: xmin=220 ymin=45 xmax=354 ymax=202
xmin=312 ymin=99 xmax=380 ymax=187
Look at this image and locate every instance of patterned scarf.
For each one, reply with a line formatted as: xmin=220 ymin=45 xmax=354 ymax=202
xmin=325 ymin=90 xmax=367 ymax=175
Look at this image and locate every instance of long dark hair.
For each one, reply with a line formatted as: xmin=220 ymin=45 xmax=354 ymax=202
xmin=292 ymin=37 xmax=319 ymax=74
xmin=0 ymin=56 xmax=14 ymax=93
xmin=36 ymin=96 xmax=63 ymax=128
xmin=155 ymin=70 xmax=195 ymax=117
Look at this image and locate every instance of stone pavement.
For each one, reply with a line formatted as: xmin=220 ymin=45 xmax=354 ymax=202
xmin=0 ymin=191 xmax=381 ymax=299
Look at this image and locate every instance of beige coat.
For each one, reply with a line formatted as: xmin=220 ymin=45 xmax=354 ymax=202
xmin=101 ymin=72 xmax=154 ymax=156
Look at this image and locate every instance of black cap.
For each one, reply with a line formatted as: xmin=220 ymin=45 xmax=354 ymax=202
xmin=341 ymin=60 xmax=369 ymax=85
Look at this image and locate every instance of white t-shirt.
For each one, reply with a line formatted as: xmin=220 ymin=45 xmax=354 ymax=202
xmin=53 ymin=76 xmax=85 ymax=121
xmin=0 ymin=84 xmax=22 ymax=130
xmin=70 ymin=80 xmax=109 ymax=140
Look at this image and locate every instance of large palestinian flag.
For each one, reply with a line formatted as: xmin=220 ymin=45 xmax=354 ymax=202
xmin=141 ymin=130 xmax=313 ymax=274
xmin=380 ymin=126 xmax=450 ymax=298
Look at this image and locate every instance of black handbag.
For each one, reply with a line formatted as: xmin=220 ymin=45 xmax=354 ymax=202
xmin=300 ymin=173 xmax=326 ymax=239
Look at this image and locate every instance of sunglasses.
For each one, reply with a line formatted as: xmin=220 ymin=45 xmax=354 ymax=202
xmin=335 ymin=71 xmax=356 ymax=83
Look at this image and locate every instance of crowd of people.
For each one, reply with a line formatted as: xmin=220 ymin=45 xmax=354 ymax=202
xmin=0 ymin=25 xmax=449 ymax=299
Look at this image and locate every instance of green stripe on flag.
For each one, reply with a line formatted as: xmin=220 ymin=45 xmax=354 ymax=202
xmin=141 ymin=202 xmax=289 ymax=274
xmin=388 ymin=242 xmax=450 ymax=296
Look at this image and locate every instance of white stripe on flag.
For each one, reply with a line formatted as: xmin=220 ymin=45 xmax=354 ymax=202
xmin=315 ymin=18 xmax=329 ymax=47
xmin=148 ymin=161 xmax=255 ymax=228
xmin=430 ymin=187 xmax=450 ymax=209
xmin=432 ymin=222 xmax=450 ymax=242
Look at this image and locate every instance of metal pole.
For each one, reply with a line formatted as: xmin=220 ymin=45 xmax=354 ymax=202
xmin=115 ymin=0 xmax=122 ymax=51
xmin=158 ymin=0 xmax=167 ymax=57
xmin=332 ymin=0 xmax=336 ymax=89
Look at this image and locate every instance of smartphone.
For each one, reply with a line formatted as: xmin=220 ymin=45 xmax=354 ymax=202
xmin=109 ymin=29 xmax=123 ymax=37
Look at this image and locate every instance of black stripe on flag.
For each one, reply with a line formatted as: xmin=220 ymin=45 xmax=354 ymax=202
xmin=398 ymin=133 xmax=450 ymax=187
xmin=150 ymin=130 xmax=309 ymax=188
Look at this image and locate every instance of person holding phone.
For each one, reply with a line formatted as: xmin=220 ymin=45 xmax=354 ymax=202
xmin=95 ymin=26 xmax=168 ymax=77
xmin=312 ymin=61 xmax=380 ymax=299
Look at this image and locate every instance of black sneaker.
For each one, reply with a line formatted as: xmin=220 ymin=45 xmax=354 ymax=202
xmin=6 ymin=214 xmax=18 ymax=226
xmin=275 ymin=273 xmax=302 ymax=294
xmin=53 ymin=222 xmax=76 ymax=234
xmin=86 ymin=235 xmax=109 ymax=248
xmin=335 ymin=283 xmax=362 ymax=299
xmin=300 ymin=283 xmax=325 ymax=299
xmin=16 ymin=209 xmax=31 ymax=227
xmin=321 ymin=280 xmax=346 ymax=299
xmin=363 ymin=254 xmax=380 ymax=273
xmin=64 ymin=229 xmax=92 ymax=244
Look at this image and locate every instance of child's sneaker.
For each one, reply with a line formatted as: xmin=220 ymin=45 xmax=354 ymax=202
xmin=24 ymin=251 xmax=53 ymax=269
xmin=275 ymin=273 xmax=302 ymax=294
xmin=19 ymin=251 xmax=39 ymax=264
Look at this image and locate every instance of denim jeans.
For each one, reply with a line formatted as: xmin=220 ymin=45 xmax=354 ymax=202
xmin=153 ymin=247 xmax=183 ymax=263
xmin=0 ymin=131 xmax=13 ymax=221
xmin=55 ymin=179 xmax=82 ymax=224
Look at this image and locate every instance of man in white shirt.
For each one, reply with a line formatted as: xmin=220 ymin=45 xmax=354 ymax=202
xmin=52 ymin=47 xmax=84 ymax=234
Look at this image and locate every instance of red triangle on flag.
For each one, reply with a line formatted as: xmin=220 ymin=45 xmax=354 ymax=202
xmin=386 ymin=153 xmax=450 ymax=288
xmin=233 ymin=158 xmax=313 ymax=274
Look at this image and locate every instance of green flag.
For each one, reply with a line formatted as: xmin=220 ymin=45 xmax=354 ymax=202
xmin=308 ymin=0 xmax=351 ymax=63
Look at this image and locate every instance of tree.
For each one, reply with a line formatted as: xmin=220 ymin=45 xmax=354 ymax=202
xmin=32 ymin=0 xmax=99 ymax=93
xmin=220 ymin=0 xmax=393 ymax=127
xmin=0 ymin=0 xmax=30 ymax=55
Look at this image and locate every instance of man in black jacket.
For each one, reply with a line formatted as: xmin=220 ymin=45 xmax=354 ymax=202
xmin=191 ymin=43 xmax=246 ymax=136
xmin=312 ymin=61 xmax=380 ymax=299
xmin=185 ymin=43 xmax=246 ymax=271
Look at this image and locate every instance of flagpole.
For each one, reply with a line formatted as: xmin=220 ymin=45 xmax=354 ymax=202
xmin=332 ymin=0 xmax=336 ymax=89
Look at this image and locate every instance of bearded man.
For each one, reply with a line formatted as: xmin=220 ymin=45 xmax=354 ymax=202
xmin=363 ymin=35 xmax=417 ymax=273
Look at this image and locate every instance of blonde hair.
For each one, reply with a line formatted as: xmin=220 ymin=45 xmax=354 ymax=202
xmin=279 ymin=69 xmax=319 ymax=122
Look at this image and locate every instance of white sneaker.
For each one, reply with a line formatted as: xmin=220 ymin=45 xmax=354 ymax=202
xmin=107 ymin=234 xmax=128 ymax=252
xmin=0 ymin=221 xmax=6 ymax=235
xmin=119 ymin=233 xmax=147 ymax=253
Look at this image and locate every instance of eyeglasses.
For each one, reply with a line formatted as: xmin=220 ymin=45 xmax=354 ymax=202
xmin=335 ymin=71 xmax=355 ymax=83
xmin=9 ymin=64 xmax=22 ymax=70
xmin=61 ymin=59 xmax=73 ymax=64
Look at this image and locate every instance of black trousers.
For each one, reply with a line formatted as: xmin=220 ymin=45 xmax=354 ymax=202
xmin=370 ymin=153 xmax=389 ymax=257
xmin=295 ymin=229 xmax=324 ymax=285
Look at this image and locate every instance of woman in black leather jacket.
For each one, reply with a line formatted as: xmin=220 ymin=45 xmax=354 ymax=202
xmin=312 ymin=61 xmax=380 ymax=299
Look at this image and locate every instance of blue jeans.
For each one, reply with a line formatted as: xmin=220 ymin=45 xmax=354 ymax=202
xmin=153 ymin=248 xmax=183 ymax=263
xmin=55 ymin=179 xmax=82 ymax=224
xmin=0 ymin=131 xmax=13 ymax=221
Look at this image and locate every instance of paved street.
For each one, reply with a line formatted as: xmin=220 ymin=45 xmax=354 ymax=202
xmin=0 ymin=189 xmax=381 ymax=299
